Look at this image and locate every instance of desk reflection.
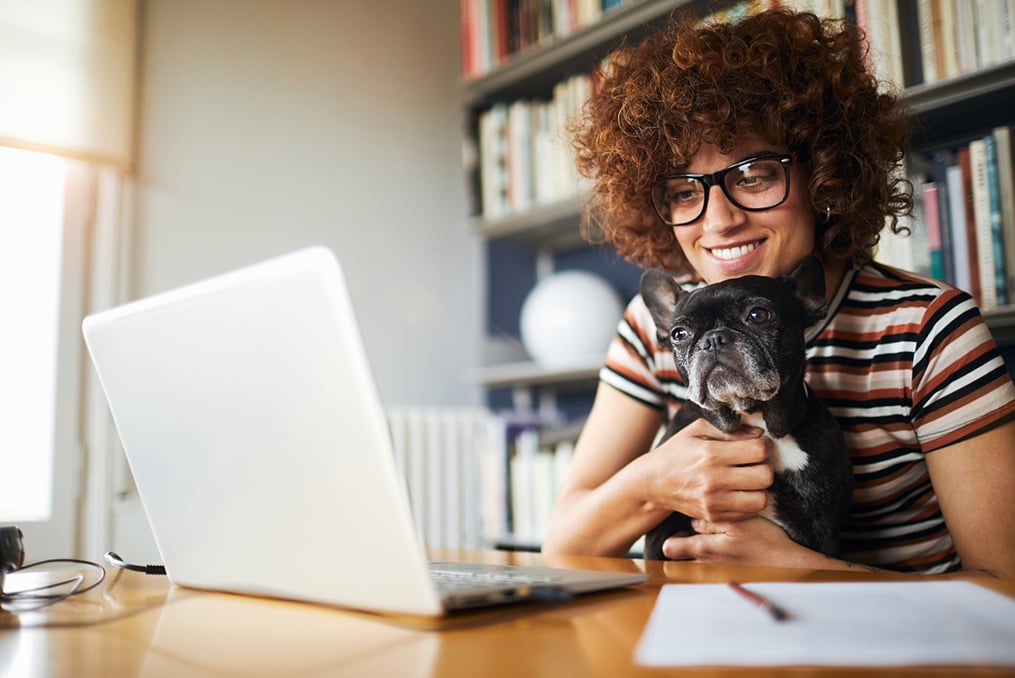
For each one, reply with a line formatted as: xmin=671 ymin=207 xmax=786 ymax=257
xmin=138 ymin=589 xmax=437 ymax=677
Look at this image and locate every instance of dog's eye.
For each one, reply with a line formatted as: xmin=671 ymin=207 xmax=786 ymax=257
xmin=670 ymin=326 xmax=689 ymax=343
xmin=746 ymin=307 xmax=771 ymax=325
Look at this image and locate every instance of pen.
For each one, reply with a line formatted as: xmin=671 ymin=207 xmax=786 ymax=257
xmin=727 ymin=581 xmax=790 ymax=622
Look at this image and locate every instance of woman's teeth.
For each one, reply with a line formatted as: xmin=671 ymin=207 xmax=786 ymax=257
xmin=711 ymin=242 xmax=758 ymax=260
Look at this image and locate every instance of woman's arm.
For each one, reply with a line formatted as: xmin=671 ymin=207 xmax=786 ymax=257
xmin=926 ymin=418 xmax=1015 ymax=578
xmin=661 ymin=420 xmax=1015 ymax=578
xmin=542 ymin=382 xmax=773 ymax=557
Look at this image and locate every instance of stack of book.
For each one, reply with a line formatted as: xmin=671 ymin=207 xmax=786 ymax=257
xmin=479 ymin=414 xmax=581 ymax=549
xmin=477 ymin=72 xmax=593 ymax=220
xmin=895 ymin=0 xmax=1015 ymax=88
xmin=461 ymin=0 xmax=626 ymax=79
xmin=880 ymin=126 xmax=1015 ymax=311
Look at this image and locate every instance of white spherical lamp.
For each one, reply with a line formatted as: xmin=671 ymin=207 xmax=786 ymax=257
xmin=519 ymin=270 xmax=623 ymax=368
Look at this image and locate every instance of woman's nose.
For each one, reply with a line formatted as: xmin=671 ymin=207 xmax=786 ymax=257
xmin=700 ymin=185 xmax=747 ymax=232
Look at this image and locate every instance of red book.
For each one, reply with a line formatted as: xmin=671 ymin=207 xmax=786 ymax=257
xmin=958 ymin=145 xmax=983 ymax=306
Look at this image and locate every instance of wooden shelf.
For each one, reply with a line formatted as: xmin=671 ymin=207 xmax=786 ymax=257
xmin=472 ymin=195 xmax=587 ymax=247
xmin=904 ymin=61 xmax=1015 ymax=114
xmin=461 ymin=0 xmax=691 ymax=107
xmin=984 ymin=305 xmax=1015 ymax=345
xmin=470 ymin=359 xmax=602 ymax=389
xmin=905 ymin=61 xmax=1015 ymax=145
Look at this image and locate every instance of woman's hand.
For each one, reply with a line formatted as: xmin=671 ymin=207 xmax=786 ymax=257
xmin=661 ymin=515 xmax=819 ymax=567
xmin=647 ymin=418 xmax=775 ymax=523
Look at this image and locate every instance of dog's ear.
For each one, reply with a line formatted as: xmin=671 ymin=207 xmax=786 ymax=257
xmin=788 ymin=256 xmax=828 ymax=325
xmin=640 ymin=269 xmax=686 ymax=343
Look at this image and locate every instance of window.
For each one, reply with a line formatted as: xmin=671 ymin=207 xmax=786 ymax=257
xmin=0 ymin=146 xmax=67 ymax=520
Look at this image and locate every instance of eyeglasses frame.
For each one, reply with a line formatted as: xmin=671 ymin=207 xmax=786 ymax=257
xmin=650 ymin=152 xmax=797 ymax=226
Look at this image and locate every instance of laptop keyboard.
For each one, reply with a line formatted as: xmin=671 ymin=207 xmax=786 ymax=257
xmin=428 ymin=562 xmax=558 ymax=591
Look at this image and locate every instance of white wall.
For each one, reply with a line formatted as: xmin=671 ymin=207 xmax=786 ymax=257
xmin=133 ymin=0 xmax=481 ymax=407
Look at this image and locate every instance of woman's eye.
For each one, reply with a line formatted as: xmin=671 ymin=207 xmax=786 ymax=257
xmin=670 ymin=326 xmax=689 ymax=343
xmin=746 ymin=307 xmax=771 ymax=324
xmin=737 ymin=174 xmax=763 ymax=188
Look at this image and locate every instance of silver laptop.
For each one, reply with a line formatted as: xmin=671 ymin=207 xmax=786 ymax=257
xmin=82 ymin=246 xmax=646 ymax=617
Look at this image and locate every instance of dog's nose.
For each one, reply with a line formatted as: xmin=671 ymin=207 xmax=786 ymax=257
xmin=699 ymin=329 xmax=731 ymax=352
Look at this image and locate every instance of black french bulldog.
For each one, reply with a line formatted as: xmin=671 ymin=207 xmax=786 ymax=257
xmin=640 ymin=256 xmax=852 ymax=560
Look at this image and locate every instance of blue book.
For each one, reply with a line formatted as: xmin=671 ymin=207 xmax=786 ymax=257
xmin=931 ymin=150 xmax=956 ymax=285
xmin=984 ymin=134 xmax=1009 ymax=306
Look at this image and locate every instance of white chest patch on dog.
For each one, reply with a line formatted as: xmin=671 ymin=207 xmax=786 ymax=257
xmin=741 ymin=412 xmax=810 ymax=472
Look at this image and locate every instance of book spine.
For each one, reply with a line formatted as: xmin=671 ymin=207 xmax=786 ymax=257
xmin=898 ymin=0 xmax=926 ymax=87
xmin=884 ymin=0 xmax=906 ymax=87
xmin=974 ymin=0 xmax=1000 ymax=68
xmin=938 ymin=0 xmax=961 ymax=79
xmin=923 ymin=179 xmax=945 ymax=280
xmin=970 ymin=138 xmax=998 ymax=310
xmin=918 ymin=0 xmax=938 ymax=83
xmin=984 ymin=133 xmax=1009 ymax=306
xmin=958 ymin=145 xmax=984 ymax=305
xmin=992 ymin=126 xmax=1015 ymax=298
xmin=954 ymin=0 xmax=978 ymax=73
xmin=946 ymin=161 xmax=973 ymax=294
xmin=932 ymin=150 xmax=956 ymax=283
xmin=481 ymin=416 xmax=509 ymax=545
xmin=1002 ymin=0 xmax=1015 ymax=60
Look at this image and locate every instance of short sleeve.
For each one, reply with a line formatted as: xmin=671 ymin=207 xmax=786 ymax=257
xmin=910 ymin=289 xmax=1015 ymax=452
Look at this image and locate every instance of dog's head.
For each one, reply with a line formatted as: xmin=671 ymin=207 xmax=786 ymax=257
xmin=640 ymin=256 xmax=827 ymax=415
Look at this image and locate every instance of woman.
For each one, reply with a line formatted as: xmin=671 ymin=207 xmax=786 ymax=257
xmin=541 ymin=9 xmax=1015 ymax=577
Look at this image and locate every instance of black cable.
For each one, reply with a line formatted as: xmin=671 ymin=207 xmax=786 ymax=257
xmin=103 ymin=551 xmax=166 ymax=575
xmin=0 ymin=558 xmax=107 ymax=612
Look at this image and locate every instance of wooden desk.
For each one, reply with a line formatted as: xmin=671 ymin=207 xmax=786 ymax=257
xmin=1 ymin=549 xmax=1013 ymax=677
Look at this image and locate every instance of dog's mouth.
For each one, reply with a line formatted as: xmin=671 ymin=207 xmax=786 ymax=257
xmin=686 ymin=353 xmax=780 ymax=412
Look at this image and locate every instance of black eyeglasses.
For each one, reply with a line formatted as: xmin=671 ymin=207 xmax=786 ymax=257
xmin=650 ymin=152 xmax=796 ymax=226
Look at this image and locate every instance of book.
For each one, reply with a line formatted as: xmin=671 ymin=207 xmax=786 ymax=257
xmin=460 ymin=0 xmax=475 ymax=77
xmin=931 ymin=150 xmax=956 ymax=283
xmin=479 ymin=103 xmax=510 ymax=220
xmin=954 ymin=0 xmax=979 ymax=73
xmin=946 ymin=161 xmax=974 ymax=295
xmin=506 ymin=99 xmax=533 ymax=213
xmin=922 ymin=179 xmax=945 ymax=280
xmin=918 ymin=0 xmax=938 ymax=83
xmin=970 ymin=138 xmax=998 ymax=309
xmin=958 ymin=145 xmax=984 ymax=305
xmin=897 ymin=0 xmax=926 ymax=87
xmin=858 ymin=0 xmax=905 ymax=89
xmin=975 ymin=0 xmax=1002 ymax=68
xmin=935 ymin=0 xmax=960 ymax=79
xmin=993 ymin=126 xmax=1015 ymax=298
xmin=984 ymin=133 xmax=1010 ymax=306
xmin=1002 ymin=0 xmax=1015 ymax=60
xmin=509 ymin=426 xmax=539 ymax=544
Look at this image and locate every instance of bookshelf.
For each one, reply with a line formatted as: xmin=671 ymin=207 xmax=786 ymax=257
xmin=463 ymin=0 xmax=692 ymax=411
xmin=460 ymin=0 xmax=1015 ymax=547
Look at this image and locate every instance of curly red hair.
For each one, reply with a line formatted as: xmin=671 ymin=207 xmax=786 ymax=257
xmin=573 ymin=9 xmax=912 ymax=274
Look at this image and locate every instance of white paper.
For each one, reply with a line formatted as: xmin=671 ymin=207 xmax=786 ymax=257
xmin=635 ymin=581 xmax=1015 ymax=667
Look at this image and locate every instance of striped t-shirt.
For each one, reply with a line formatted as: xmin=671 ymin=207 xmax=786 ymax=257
xmin=601 ymin=263 xmax=1015 ymax=573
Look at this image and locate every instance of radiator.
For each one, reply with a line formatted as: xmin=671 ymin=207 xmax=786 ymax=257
xmin=386 ymin=407 xmax=492 ymax=549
